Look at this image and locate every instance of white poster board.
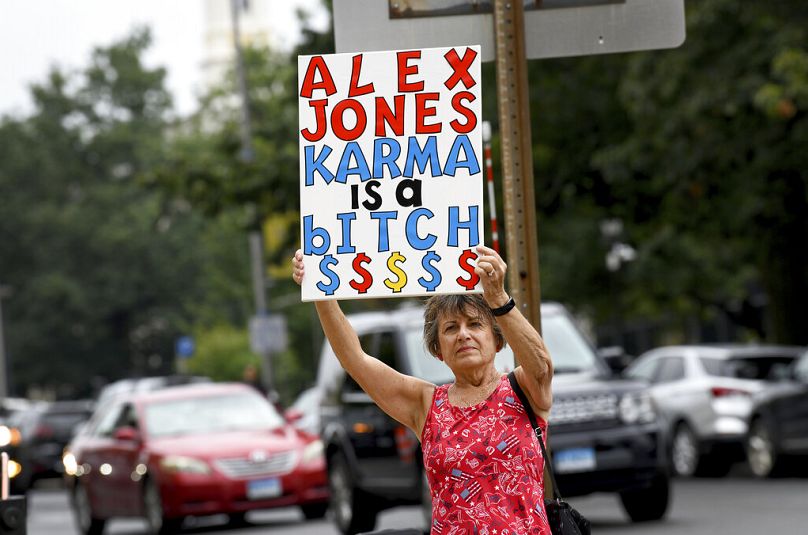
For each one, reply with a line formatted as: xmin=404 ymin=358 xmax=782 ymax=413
xmin=299 ymin=46 xmax=484 ymax=301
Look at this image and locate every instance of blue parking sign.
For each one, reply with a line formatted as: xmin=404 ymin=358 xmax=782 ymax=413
xmin=175 ymin=336 xmax=195 ymax=358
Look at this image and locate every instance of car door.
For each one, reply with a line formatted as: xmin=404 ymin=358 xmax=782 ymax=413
xmin=341 ymin=330 xmax=418 ymax=495
xmin=775 ymin=356 xmax=808 ymax=452
xmin=646 ymin=356 xmax=691 ymax=429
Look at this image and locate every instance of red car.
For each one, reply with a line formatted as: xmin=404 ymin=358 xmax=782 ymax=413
xmin=63 ymin=382 xmax=329 ymax=534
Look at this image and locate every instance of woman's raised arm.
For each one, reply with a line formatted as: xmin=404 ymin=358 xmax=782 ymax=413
xmin=293 ymin=250 xmax=434 ymax=436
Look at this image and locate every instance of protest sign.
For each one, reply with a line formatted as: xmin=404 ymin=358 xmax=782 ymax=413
xmin=299 ymin=45 xmax=483 ymax=301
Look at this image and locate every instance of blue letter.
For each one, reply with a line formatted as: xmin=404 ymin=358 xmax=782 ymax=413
xmin=418 ymin=251 xmax=442 ymax=292
xmin=336 ymin=142 xmax=371 ymax=184
xmin=303 ymin=215 xmax=331 ymax=255
xmin=336 ymin=212 xmax=356 ymax=254
xmin=373 ymin=138 xmax=402 ymax=179
xmin=405 ymin=208 xmax=437 ymax=250
xmin=370 ymin=211 xmax=398 ymax=253
xmin=443 ymin=135 xmax=480 ymax=177
xmin=316 ymin=255 xmax=340 ymax=296
xmin=404 ymin=136 xmax=442 ymax=178
xmin=448 ymin=206 xmax=479 ymax=247
xmin=304 ymin=144 xmax=334 ymax=186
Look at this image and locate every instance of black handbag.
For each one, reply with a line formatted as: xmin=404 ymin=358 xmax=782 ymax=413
xmin=508 ymin=372 xmax=592 ymax=535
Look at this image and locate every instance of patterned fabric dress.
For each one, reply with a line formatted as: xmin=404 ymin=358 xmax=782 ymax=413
xmin=421 ymin=374 xmax=551 ymax=535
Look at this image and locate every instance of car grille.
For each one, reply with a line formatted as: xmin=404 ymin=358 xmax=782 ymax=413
xmin=550 ymin=394 xmax=620 ymax=425
xmin=214 ymin=451 xmax=297 ymax=478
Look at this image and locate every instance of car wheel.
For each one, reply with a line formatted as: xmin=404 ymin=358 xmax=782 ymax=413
xmin=671 ymin=423 xmax=701 ymax=477
xmin=300 ymin=502 xmax=329 ymax=520
xmin=329 ymin=455 xmax=378 ymax=534
xmin=72 ymin=483 xmax=106 ymax=535
xmin=143 ymin=479 xmax=183 ymax=535
xmin=619 ymin=471 xmax=670 ymax=522
xmin=747 ymin=419 xmax=782 ymax=478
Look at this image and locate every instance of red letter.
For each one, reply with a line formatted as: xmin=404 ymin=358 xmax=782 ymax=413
xmin=331 ymin=99 xmax=367 ymax=141
xmin=450 ymin=92 xmax=477 ymax=134
xmin=300 ymin=99 xmax=329 ymax=142
xmin=375 ymin=95 xmax=405 ymax=137
xmin=415 ymin=92 xmax=442 ymax=134
xmin=397 ymin=51 xmax=424 ymax=93
xmin=348 ymin=54 xmax=375 ymax=97
xmin=444 ymin=47 xmax=477 ymax=90
xmin=300 ymin=56 xmax=337 ymax=98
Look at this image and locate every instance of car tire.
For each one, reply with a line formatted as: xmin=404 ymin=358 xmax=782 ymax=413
xmin=143 ymin=478 xmax=183 ymax=535
xmin=329 ymin=454 xmax=378 ymax=535
xmin=300 ymin=502 xmax=329 ymax=520
xmin=72 ymin=483 xmax=107 ymax=535
xmin=619 ymin=472 xmax=670 ymax=522
xmin=671 ymin=423 xmax=702 ymax=477
xmin=746 ymin=418 xmax=784 ymax=478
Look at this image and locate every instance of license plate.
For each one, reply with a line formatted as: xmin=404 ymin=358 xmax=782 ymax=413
xmin=554 ymin=448 xmax=596 ymax=474
xmin=247 ymin=478 xmax=282 ymax=500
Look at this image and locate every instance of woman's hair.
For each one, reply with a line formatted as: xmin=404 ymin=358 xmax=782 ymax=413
xmin=423 ymin=294 xmax=506 ymax=359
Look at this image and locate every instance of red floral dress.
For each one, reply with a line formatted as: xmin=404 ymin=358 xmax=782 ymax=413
xmin=421 ymin=375 xmax=550 ymax=535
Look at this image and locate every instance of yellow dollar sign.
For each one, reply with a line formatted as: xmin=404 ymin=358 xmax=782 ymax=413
xmin=384 ymin=252 xmax=408 ymax=293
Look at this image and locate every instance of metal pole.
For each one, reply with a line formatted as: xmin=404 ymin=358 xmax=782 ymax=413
xmin=0 ymin=285 xmax=11 ymax=398
xmin=482 ymin=121 xmax=500 ymax=254
xmin=230 ymin=0 xmax=273 ymax=393
xmin=493 ymin=0 xmax=542 ymax=335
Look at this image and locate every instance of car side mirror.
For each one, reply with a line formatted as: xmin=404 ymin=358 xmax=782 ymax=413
xmin=598 ymin=346 xmax=633 ymax=374
xmin=113 ymin=426 xmax=140 ymax=442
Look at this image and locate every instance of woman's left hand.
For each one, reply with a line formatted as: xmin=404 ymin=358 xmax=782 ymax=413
xmin=474 ymin=245 xmax=510 ymax=309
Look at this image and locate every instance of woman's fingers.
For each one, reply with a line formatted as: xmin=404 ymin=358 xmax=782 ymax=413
xmin=292 ymin=249 xmax=304 ymax=285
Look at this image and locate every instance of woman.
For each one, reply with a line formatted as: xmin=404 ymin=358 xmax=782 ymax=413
xmin=292 ymin=244 xmax=553 ymax=534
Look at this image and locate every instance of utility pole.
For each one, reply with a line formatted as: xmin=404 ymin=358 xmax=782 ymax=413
xmin=0 ymin=285 xmax=12 ymax=398
xmin=230 ymin=0 xmax=274 ymax=392
xmin=493 ymin=0 xmax=542 ymax=335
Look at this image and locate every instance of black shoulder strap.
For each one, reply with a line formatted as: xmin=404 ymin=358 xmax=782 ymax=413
xmin=508 ymin=371 xmax=562 ymax=501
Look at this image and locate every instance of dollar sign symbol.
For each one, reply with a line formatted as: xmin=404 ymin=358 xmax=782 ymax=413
xmin=456 ymin=249 xmax=479 ymax=291
xmin=418 ymin=251 xmax=442 ymax=292
xmin=350 ymin=252 xmax=373 ymax=294
xmin=316 ymin=255 xmax=340 ymax=296
xmin=384 ymin=252 xmax=408 ymax=293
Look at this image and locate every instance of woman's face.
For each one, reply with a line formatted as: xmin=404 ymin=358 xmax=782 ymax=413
xmin=436 ymin=306 xmax=498 ymax=372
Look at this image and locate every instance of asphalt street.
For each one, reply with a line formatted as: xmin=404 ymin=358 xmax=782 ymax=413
xmin=27 ymin=472 xmax=808 ymax=535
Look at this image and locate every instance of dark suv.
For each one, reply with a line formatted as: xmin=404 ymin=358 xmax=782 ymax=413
xmin=317 ymin=302 xmax=670 ymax=534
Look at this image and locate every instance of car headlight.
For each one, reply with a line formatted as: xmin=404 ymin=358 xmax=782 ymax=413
xmin=0 ymin=426 xmax=21 ymax=447
xmin=619 ymin=392 xmax=656 ymax=424
xmin=301 ymin=440 xmax=324 ymax=464
xmin=63 ymin=452 xmax=79 ymax=476
xmin=159 ymin=455 xmax=211 ymax=475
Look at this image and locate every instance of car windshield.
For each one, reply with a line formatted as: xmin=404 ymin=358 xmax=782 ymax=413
xmin=405 ymin=312 xmax=600 ymax=384
xmin=700 ymin=355 xmax=798 ymax=380
xmin=145 ymin=392 xmax=284 ymax=438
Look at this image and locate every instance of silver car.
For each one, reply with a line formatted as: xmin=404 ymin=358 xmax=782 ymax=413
xmin=624 ymin=344 xmax=804 ymax=477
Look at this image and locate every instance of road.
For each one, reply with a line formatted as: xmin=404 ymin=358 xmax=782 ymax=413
xmin=28 ymin=473 xmax=808 ymax=535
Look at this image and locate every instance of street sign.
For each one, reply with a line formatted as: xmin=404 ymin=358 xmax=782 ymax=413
xmin=175 ymin=336 xmax=195 ymax=359
xmin=334 ymin=0 xmax=685 ymax=61
xmin=249 ymin=314 xmax=288 ymax=355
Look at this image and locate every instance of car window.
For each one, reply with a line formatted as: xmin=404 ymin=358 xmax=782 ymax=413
xmin=701 ymin=356 xmax=798 ymax=379
xmin=343 ymin=331 xmax=398 ymax=393
xmin=625 ymin=357 xmax=660 ymax=382
xmin=144 ymin=392 xmax=284 ymax=438
xmin=655 ymin=357 xmax=685 ymax=383
xmin=94 ymin=403 xmax=126 ymax=437
xmin=793 ymin=353 xmax=808 ymax=382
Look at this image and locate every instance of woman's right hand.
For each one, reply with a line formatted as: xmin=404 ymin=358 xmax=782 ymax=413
xmin=292 ymin=249 xmax=304 ymax=286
